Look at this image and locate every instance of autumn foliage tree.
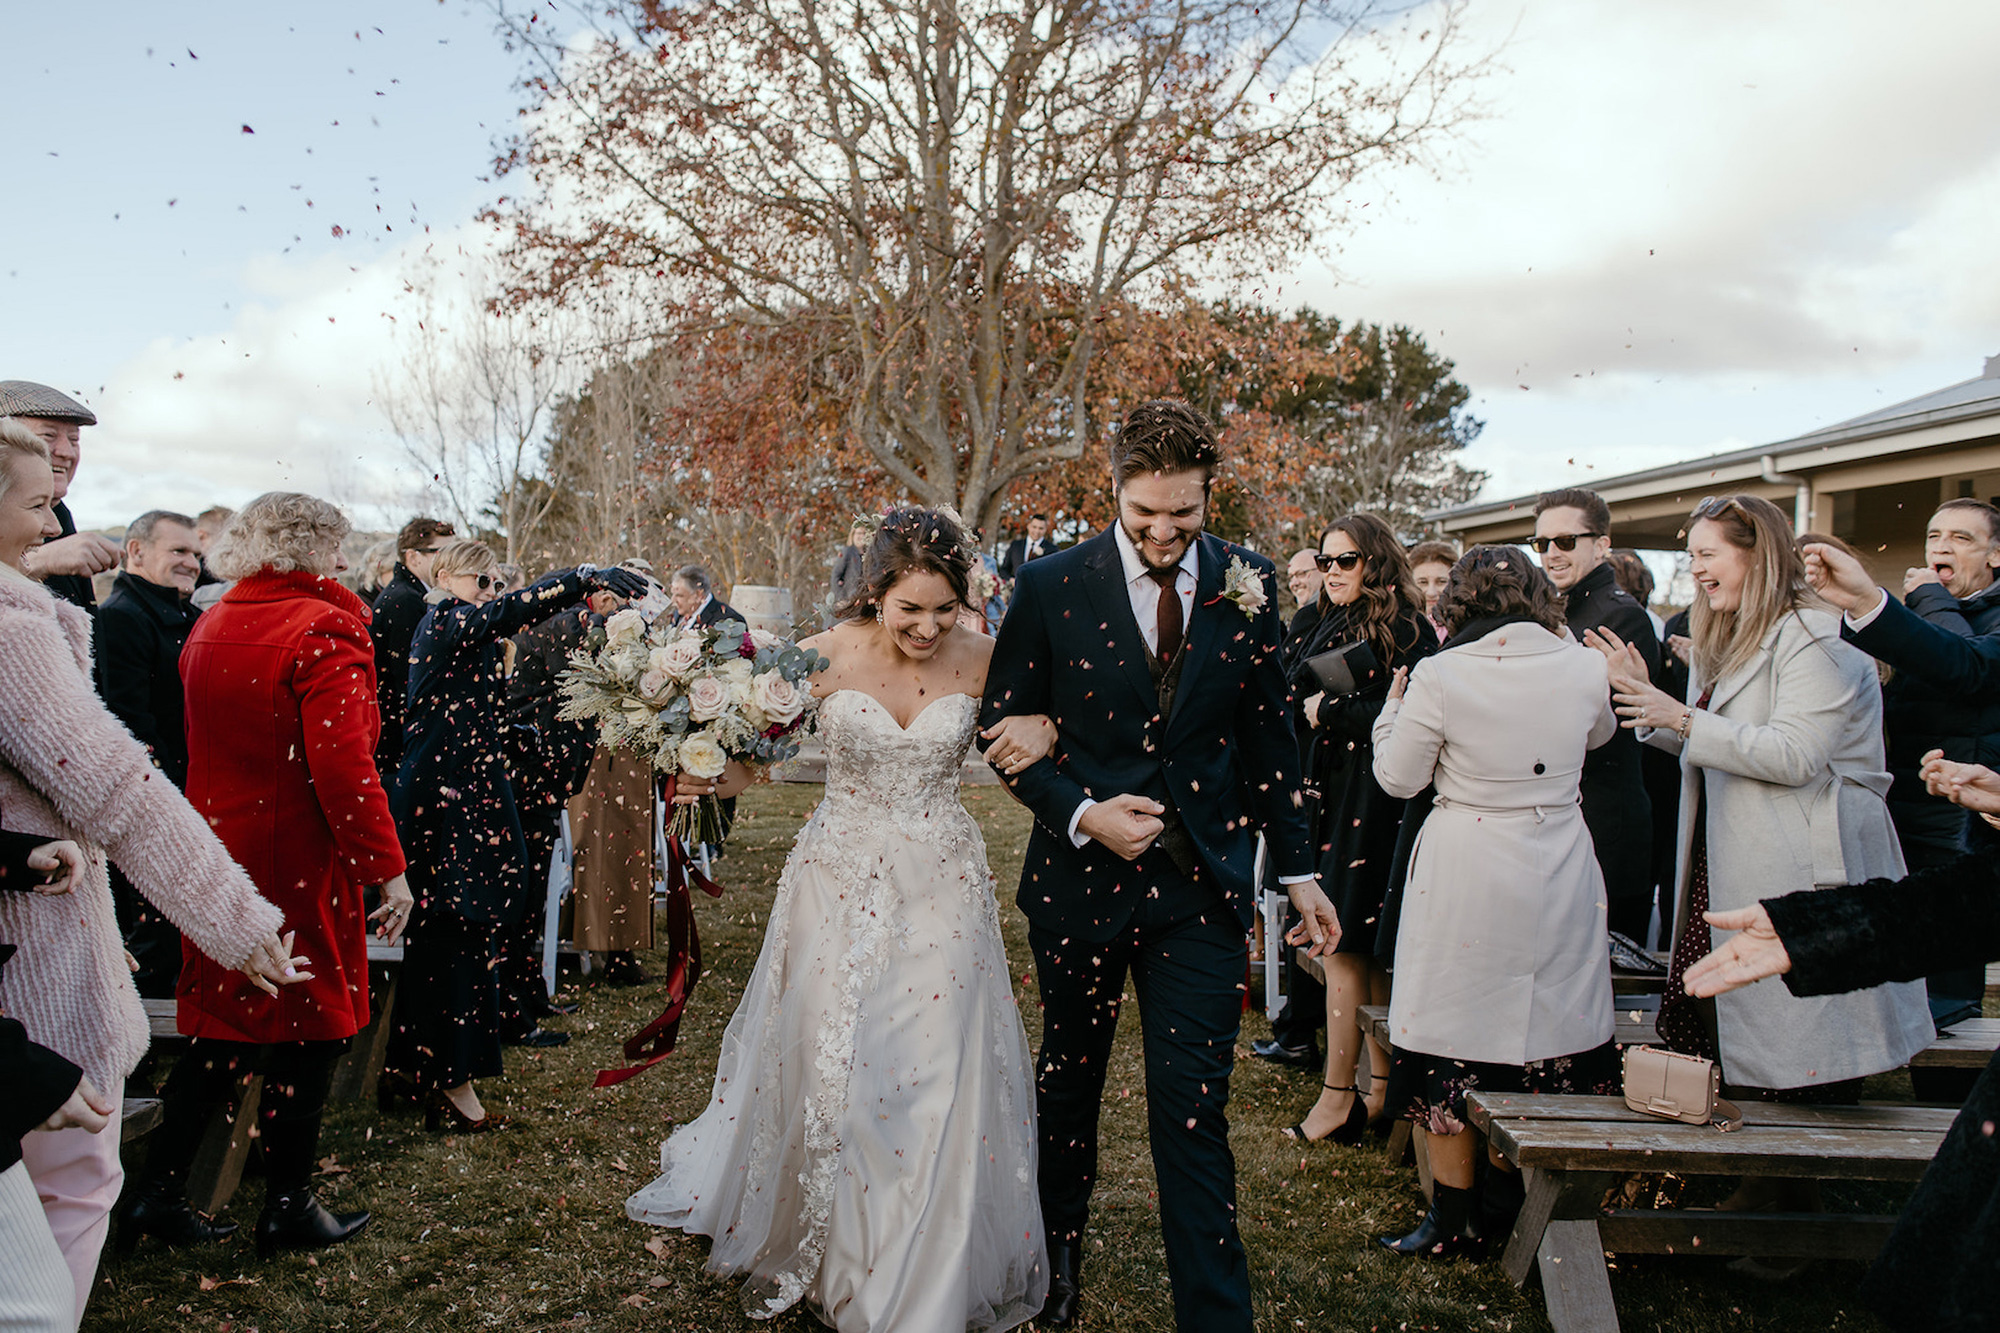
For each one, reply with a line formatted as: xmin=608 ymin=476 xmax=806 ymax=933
xmin=486 ymin=0 xmax=1484 ymax=536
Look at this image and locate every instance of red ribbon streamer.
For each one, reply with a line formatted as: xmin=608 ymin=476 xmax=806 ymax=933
xmin=593 ymin=783 xmax=727 ymax=1088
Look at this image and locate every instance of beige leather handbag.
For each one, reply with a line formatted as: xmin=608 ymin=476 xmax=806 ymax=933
xmin=1622 ymin=1046 xmax=1742 ymax=1131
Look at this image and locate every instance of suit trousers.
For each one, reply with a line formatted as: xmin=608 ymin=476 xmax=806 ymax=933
xmin=17 ymin=1088 xmax=121 ymax=1330
xmin=1029 ymin=852 xmax=1252 ymax=1333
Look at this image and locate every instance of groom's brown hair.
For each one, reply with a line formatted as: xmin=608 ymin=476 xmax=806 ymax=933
xmin=1111 ymin=400 xmax=1220 ymax=491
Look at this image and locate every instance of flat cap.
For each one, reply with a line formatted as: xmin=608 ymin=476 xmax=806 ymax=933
xmin=0 ymin=381 xmax=96 ymax=426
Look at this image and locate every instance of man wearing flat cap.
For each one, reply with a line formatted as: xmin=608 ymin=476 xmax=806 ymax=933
xmin=0 ymin=381 xmax=121 ymax=611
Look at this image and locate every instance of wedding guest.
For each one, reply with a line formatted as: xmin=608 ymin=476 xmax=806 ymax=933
xmin=355 ymin=538 xmax=398 ymax=603
xmin=122 ymin=492 xmax=413 ymax=1259
xmin=1283 ymin=548 xmax=1322 ymax=622
xmin=1281 ymin=514 xmax=1437 ymax=1142
xmin=190 ymin=505 xmax=233 ymax=609
xmin=1406 ymin=539 xmax=1457 ymax=642
xmin=669 ymin=564 xmax=740 ymax=628
xmin=0 ymin=421 xmax=301 ymax=1317
xmin=566 ymin=740 xmax=656 ymax=989
xmin=1594 ymin=494 xmax=1931 ymax=1208
xmin=1534 ymin=488 xmax=1662 ymax=944
xmin=1371 ymin=544 xmax=1620 ymax=1257
xmin=388 ymin=543 xmax=646 ymax=1130
xmin=0 ymin=382 xmax=119 ymax=611
xmin=999 ymin=513 xmax=1053 ymax=581
xmin=369 ymin=516 xmax=455 ymax=784
xmin=829 ymin=520 xmax=868 ymax=610
xmin=1803 ymin=502 xmax=2000 ymax=1033
xmin=95 ymin=509 xmax=205 ymax=1001
xmin=1684 ymin=748 xmax=2000 ymax=1333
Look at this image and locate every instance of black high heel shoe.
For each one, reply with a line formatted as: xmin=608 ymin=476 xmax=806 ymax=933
xmin=116 ymin=1178 xmax=238 ymax=1254
xmin=255 ymin=1193 xmax=369 ymax=1259
xmin=1280 ymin=1083 xmax=1369 ymax=1146
xmin=1378 ymin=1183 xmax=1483 ymax=1259
xmin=424 ymin=1090 xmax=511 ymax=1134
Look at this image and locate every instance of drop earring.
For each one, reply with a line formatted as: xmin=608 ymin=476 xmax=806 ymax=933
xmin=875 ymin=604 xmax=886 ymax=627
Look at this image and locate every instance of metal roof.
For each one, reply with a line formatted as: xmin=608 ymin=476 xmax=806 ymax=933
xmin=1427 ymin=362 xmax=2000 ymax=526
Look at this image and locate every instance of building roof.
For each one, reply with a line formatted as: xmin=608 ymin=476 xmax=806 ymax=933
xmin=1428 ymin=359 xmax=2000 ymax=530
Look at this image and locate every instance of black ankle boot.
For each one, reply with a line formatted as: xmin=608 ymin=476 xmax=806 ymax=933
xmin=1378 ymin=1183 xmax=1483 ymax=1259
xmin=117 ymin=1177 xmax=238 ymax=1254
xmin=255 ymin=1192 xmax=369 ymax=1259
xmin=1039 ymin=1239 xmax=1082 ymax=1327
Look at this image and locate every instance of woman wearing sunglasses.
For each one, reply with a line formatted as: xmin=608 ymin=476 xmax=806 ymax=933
xmin=1591 ymin=494 xmax=1931 ymax=1216
xmin=386 ymin=539 xmax=649 ymax=1131
xmin=1279 ymin=514 xmax=1437 ymax=1146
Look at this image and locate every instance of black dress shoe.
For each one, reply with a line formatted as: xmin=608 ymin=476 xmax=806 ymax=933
xmin=1251 ymin=1037 xmax=1322 ymax=1070
xmin=502 ymin=1026 xmax=571 ymax=1048
xmin=255 ymin=1193 xmax=369 ymax=1259
xmin=116 ymin=1178 xmax=238 ymax=1254
xmin=1039 ymin=1240 xmax=1081 ymax=1327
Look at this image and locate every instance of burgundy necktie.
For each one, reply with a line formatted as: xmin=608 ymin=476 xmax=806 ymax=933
xmin=1150 ymin=566 xmax=1183 ymax=664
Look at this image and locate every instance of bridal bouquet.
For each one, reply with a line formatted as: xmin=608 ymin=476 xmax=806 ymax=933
xmin=558 ymin=607 xmax=828 ymax=843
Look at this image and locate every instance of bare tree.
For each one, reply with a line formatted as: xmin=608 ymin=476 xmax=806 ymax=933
xmin=488 ymin=0 xmax=1486 ymax=534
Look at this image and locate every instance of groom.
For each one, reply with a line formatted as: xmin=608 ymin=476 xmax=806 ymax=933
xmin=982 ymin=400 xmax=1339 ymax=1331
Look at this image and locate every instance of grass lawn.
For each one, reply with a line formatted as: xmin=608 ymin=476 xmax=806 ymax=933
xmin=89 ymin=781 xmax=1900 ymax=1332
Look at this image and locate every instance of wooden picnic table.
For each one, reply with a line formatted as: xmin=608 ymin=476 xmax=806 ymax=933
xmin=1909 ymin=1016 xmax=2000 ymax=1070
xmin=1465 ymin=1090 xmax=1952 ymax=1333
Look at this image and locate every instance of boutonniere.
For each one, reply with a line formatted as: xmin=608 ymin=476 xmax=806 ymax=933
xmin=1209 ymin=555 xmax=1269 ymax=619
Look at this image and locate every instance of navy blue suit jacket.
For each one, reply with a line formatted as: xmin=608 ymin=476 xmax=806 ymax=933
xmin=981 ymin=529 xmax=1313 ymax=941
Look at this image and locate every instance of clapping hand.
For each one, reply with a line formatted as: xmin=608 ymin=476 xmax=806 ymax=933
xmin=24 ymin=839 xmax=84 ymax=894
xmin=240 ymin=930 xmax=313 ymax=997
xmin=1585 ymin=627 xmax=1681 ymax=731
xmin=1385 ymin=666 xmax=1409 ymax=703
xmin=1682 ymin=904 xmax=1791 ymax=997
xmin=981 ymin=714 xmax=1056 ymax=775
xmin=1920 ymin=748 xmax=2000 ymax=817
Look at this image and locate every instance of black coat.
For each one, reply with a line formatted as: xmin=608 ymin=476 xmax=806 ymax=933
xmin=506 ymin=605 xmax=600 ymax=820
xmin=1 ymin=825 xmax=84 ymax=1170
xmin=391 ymin=572 xmax=589 ymax=925
xmin=999 ymin=536 xmax=1052 ymax=580
xmin=982 ymin=529 xmax=1313 ymax=940
xmin=94 ymin=571 xmax=201 ymax=789
xmin=1295 ymin=600 xmax=1438 ymax=956
xmin=1562 ymin=561 xmax=1661 ymax=936
xmin=369 ymin=563 xmax=430 ymax=782
xmin=688 ymin=595 xmax=743 ymax=629
xmin=1844 ymin=581 xmax=2000 ymax=861
xmin=40 ymin=501 xmax=96 ymax=612
xmin=1763 ymin=816 xmax=2000 ymax=1333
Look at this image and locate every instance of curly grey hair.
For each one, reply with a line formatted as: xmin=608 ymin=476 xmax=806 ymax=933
xmin=207 ymin=491 xmax=352 ymax=581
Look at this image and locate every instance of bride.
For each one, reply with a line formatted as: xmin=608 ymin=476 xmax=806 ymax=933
xmin=627 ymin=508 xmax=1053 ymax=1331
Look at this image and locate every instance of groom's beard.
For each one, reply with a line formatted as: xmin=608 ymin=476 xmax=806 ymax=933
xmin=1119 ymin=517 xmax=1202 ymax=572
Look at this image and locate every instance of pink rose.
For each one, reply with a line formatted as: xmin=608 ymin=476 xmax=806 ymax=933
xmin=750 ymin=671 xmax=805 ymax=726
xmin=687 ymin=674 xmax=731 ymax=723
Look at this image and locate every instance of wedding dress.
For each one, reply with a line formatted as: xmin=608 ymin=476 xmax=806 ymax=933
xmin=627 ymin=689 xmax=1048 ymax=1331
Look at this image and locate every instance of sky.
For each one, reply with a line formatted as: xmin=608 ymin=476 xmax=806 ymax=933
xmin=6 ymin=1 xmax=1999 ymax=533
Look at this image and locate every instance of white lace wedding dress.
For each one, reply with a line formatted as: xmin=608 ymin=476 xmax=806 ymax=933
xmin=626 ymin=689 xmax=1048 ymax=1331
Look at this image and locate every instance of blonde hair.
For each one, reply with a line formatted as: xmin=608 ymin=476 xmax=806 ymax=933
xmin=428 ymin=538 xmax=499 ymax=585
xmin=207 ymin=491 xmax=352 ymax=580
xmin=1687 ymin=494 xmax=1824 ymax=684
xmin=0 ymin=419 xmax=51 ymax=503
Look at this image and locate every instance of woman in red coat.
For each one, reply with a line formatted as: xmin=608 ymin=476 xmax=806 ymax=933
xmin=122 ymin=492 xmax=412 ymax=1260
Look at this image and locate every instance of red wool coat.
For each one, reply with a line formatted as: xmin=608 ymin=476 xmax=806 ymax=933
xmin=177 ymin=570 xmax=407 ymax=1042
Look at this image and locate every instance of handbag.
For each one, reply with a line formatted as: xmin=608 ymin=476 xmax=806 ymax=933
xmin=1621 ymin=1045 xmax=1742 ymax=1130
xmin=1301 ymin=639 xmax=1383 ymax=697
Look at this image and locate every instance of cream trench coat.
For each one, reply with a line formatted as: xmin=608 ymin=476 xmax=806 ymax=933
xmin=1372 ymin=621 xmax=1618 ymax=1066
xmin=1643 ymin=607 xmax=1930 ymax=1090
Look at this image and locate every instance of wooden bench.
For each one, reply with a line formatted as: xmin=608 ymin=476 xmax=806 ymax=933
xmin=1911 ymin=1016 xmax=2000 ymax=1071
xmin=327 ymin=940 xmax=406 ymax=1103
xmin=1465 ymin=1091 xmax=1953 ymax=1333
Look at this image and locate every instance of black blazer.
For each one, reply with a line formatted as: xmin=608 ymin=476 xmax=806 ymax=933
xmin=690 ymin=596 xmax=743 ymax=629
xmin=370 ymin=562 xmax=430 ymax=781
xmin=982 ymin=529 xmax=1313 ymax=941
xmin=94 ymin=571 xmax=201 ymax=789
xmin=391 ymin=571 xmax=589 ymax=925
xmin=998 ymin=536 xmax=1051 ymax=580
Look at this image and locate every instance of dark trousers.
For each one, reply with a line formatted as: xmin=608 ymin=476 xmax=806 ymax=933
xmin=497 ymin=814 xmax=562 ymax=1036
xmin=389 ymin=907 xmax=505 ymax=1089
xmin=1030 ymin=854 xmax=1252 ymax=1333
xmin=146 ymin=1037 xmax=344 ymax=1199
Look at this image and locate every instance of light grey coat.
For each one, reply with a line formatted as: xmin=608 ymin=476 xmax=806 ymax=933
xmin=1644 ymin=607 xmax=1931 ymax=1089
xmin=1373 ymin=622 xmax=1618 ymax=1066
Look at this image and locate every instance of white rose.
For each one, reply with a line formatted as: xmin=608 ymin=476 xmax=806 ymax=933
xmin=657 ymin=635 xmax=705 ymax=678
xmin=748 ymin=627 xmax=783 ymax=653
xmin=687 ymin=674 xmax=731 ymax=722
xmin=1237 ymin=581 xmax=1269 ymax=613
xmin=604 ymin=608 xmax=646 ymax=647
xmin=678 ymin=732 xmax=727 ymax=779
xmin=638 ymin=667 xmax=672 ymax=703
xmin=751 ymin=671 xmax=805 ymax=726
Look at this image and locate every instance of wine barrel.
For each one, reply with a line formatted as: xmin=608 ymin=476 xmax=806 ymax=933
xmin=730 ymin=584 xmax=794 ymax=636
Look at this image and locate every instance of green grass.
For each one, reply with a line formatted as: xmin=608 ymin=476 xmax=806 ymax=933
xmin=87 ymin=782 xmax=1898 ymax=1332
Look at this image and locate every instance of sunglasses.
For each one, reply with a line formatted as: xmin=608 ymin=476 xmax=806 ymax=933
xmin=473 ymin=573 xmax=506 ymax=591
xmin=1690 ymin=496 xmax=1745 ymax=521
xmin=1314 ymin=551 xmax=1364 ymax=572
xmin=1529 ymin=532 xmax=1602 ymax=554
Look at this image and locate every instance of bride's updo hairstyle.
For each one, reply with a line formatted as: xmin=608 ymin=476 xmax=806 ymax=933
xmin=840 ymin=506 xmax=974 ymax=622
xmin=1435 ymin=543 xmax=1565 ymax=636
